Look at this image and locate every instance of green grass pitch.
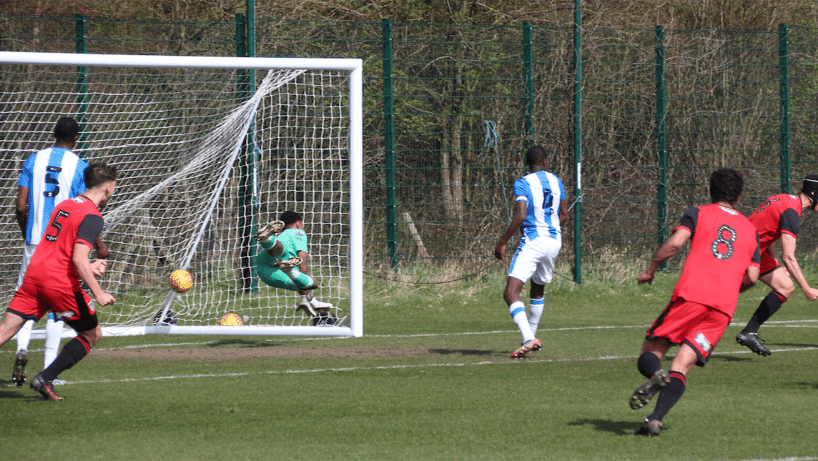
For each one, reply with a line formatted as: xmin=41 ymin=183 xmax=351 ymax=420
xmin=1 ymin=271 xmax=817 ymax=460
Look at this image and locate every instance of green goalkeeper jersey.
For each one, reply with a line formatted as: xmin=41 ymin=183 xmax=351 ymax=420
xmin=254 ymin=226 xmax=313 ymax=291
xmin=277 ymin=228 xmax=309 ymax=259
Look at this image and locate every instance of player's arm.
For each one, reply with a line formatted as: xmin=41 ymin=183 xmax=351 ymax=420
xmin=741 ymin=265 xmax=761 ymax=292
xmin=94 ymin=236 xmax=109 ymax=259
xmin=638 ymin=227 xmax=692 ymax=285
xmin=780 ymin=233 xmax=818 ymax=301
xmin=495 ymin=200 xmax=526 ymax=260
xmin=73 ymin=243 xmax=115 ymax=306
xmin=558 ymin=198 xmax=568 ymax=226
xmin=741 ymin=233 xmax=762 ymax=292
xmin=15 ymin=186 xmax=28 ymax=239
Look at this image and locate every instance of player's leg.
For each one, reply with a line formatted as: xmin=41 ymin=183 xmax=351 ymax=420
xmin=255 ymin=252 xmax=316 ymax=291
xmin=737 ymin=265 xmax=793 ymax=356
xmin=630 ymin=299 xmax=689 ymax=412
xmin=12 ymin=319 xmax=34 ymax=385
xmin=31 ymin=292 xmax=100 ymax=401
xmin=0 ymin=310 xmax=29 ymax=348
xmin=636 ymin=303 xmax=726 ymax=436
xmin=12 ymin=246 xmax=35 ymax=385
xmin=257 ymin=257 xmax=330 ymax=322
xmin=527 ymin=237 xmax=560 ymax=338
xmin=299 ymin=292 xmax=334 ymax=314
xmin=255 ymin=220 xmax=285 ymax=257
xmin=527 ymin=292 xmax=544 ymax=337
xmin=635 ymin=343 xmax=697 ymax=436
xmin=505 ymin=276 xmax=541 ymax=359
xmin=44 ymin=314 xmax=66 ymax=384
xmin=1 ymin=311 xmax=34 ymax=386
xmin=630 ymin=338 xmax=671 ymax=411
xmin=504 ymin=244 xmax=540 ymax=358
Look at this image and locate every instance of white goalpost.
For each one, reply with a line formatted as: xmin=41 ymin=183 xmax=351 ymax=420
xmin=0 ymin=51 xmax=363 ymax=338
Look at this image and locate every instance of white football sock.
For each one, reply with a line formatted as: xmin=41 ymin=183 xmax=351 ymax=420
xmin=509 ymin=301 xmax=535 ymax=343
xmin=44 ymin=314 xmax=64 ymax=368
xmin=528 ymin=297 xmax=544 ymax=337
xmin=16 ymin=319 xmax=34 ymax=354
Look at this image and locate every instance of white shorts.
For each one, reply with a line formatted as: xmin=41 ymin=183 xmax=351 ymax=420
xmin=508 ymin=236 xmax=561 ymax=285
xmin=16 ymin=244 xmax=37 ymax=290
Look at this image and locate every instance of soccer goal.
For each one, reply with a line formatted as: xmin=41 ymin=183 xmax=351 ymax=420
xmin=0 ymin=51 xmax=363 ymax=337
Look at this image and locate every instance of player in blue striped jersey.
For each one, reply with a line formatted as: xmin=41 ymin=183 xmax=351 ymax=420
xmin=495 ymin=145 xmax=568 ymax=359
xmin=11 ymin=117 xmax=107 ymax=386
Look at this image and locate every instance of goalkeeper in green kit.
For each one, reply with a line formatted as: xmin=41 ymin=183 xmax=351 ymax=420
xmin=254 ymin=210 xmax=336 ymax=324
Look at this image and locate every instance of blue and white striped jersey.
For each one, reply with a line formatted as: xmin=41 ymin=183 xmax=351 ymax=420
xmin=17 ymin=147 xmax=88 ymax=245
xmin=513 ymin=170 xmax=565 ymax=242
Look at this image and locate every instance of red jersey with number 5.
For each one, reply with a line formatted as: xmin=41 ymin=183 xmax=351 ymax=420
xmin=23 ymin=195 xmax=104 ymax=293
xmin=749 ymin=193 xmax=802 ymax=253
xmin=671 ymin=203 xmax=760 ymax=316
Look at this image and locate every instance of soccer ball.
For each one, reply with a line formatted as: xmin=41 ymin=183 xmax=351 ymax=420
xmin=220 ymin=312 xmax=243 ymax=326
xmin=168 ymin=270 xmax=193 ymax=293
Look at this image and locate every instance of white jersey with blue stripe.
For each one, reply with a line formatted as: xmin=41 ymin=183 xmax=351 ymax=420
xmin=513 ymin=170 xmax=565 ymax=243
xmin=17 ymin=147 xmax=88 ymax=245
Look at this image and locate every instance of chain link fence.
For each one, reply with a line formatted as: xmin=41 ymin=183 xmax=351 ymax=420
xmin=3 ymin=15 xmax=818 ymax=283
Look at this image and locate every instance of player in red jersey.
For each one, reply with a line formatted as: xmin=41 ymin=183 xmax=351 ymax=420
xmin=629 ymin=169 xmax=760 ymax=436
xmin=0 ymin=163 xmax=117 ymax=401
xmin=734 ymin=175 xmax=818 ymax=356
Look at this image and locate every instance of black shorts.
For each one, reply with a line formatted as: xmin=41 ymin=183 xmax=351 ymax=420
xmin=62 ymin=292 xmax=99 ymax=333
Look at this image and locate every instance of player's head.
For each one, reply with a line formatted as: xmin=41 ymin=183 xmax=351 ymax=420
xmin=801 ymin=175 xmax=818 ymax=210
xmin=525 ymin=145 xmax=548 ymax=170
xmin=280 ymin=210 xmax=303 ymax=227
xmin=85 ymin=163 xmax=117 ymax=190
xmin=85 ymin=163 xmax=117 ymax=209
xmin=709 ymin=168 xmax=743 ymax=205
xmin=53 ymin=116 xmax=79 ymax=144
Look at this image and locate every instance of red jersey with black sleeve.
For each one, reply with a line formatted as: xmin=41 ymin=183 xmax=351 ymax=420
xmin=671 ymin=203 xmax=761 ymax=317
xmin=23 ymin=195 xmax=104 ymax=293
xmin=749 ymin=193 xmax=802 ymax=253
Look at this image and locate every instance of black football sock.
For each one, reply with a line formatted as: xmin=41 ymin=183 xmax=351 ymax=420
xmin=647 ymin=371 xmax=686 ymax=422
xmin=39 ymin=336 xmax=92 ymax=382
xmin=743 ymin=291 xmax=786 ymax=334
xmin=637 ymin=352 xmax=662 ymax=379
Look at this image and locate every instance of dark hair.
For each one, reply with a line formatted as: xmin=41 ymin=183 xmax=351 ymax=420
xmin=280 ymin=210 xmax=302 ymax=226
xmin=84 ymin=163 xmax=117 ymax=190
xmin=53 ymin=117 xmax=79 ymax=143
xmin=525 ymin=145 xmax=547 ymax=168
xmin=709 ymin=168 xmax=743 ymax=204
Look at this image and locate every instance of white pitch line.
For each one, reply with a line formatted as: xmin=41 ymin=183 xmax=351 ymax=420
xmin=1 ymin=318 xmax=816 ymax=356
xmin=3 ymin=344 xmax=816 ymax=389
xmin=727 ymin=458 xmax=818 ymax=461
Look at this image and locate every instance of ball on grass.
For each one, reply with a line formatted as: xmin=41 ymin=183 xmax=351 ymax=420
xmin=220 ymin=312 xmax=243 ymax=326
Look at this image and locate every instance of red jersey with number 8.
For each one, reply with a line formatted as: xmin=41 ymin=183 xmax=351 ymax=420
xmin=671 ymin=203 xmax=760 ymax=316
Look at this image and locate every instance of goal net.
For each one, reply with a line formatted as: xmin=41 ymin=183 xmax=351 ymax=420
xmin=0 ymin=52 xmax=363 ymax=337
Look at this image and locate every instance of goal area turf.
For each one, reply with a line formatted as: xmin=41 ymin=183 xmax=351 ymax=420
xmin=2 ymin=271 xmax=817 ymax=460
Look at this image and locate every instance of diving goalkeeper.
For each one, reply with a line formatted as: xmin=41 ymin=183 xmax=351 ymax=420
xmin=254 ymin=210 xmax=335 ymax=323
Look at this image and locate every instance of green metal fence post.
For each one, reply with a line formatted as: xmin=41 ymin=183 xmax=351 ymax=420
xmin=383 ymin=19 xmax=398 ymax=270
xmin=655 ymin=26 xmax=668 ymax=270
xmin=572 ymin=0 xmax=583 ymax=283
xmin=523 ymin=23 xmax=534 ymax=147
xmin=779 ymin=23 xmax=791 ymax=194
xmin=75 ymin=14 xmax=88 ymax=150
xmin=237 ymin=14 xmax=247 ymax=91
xmin=236 ymin=13 xmax=258 ymax=292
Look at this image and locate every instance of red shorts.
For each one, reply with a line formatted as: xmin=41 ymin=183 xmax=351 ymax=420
xmin=7 ymin=281 xmax=95 ymax=323
xmin=759 ymin=251 xmax=780 ymax=275
xmin=646 ymin=298 xmax=730 ymax=366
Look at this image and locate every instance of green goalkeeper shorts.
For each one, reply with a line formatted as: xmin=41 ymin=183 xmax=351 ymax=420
xmin=255 ymin=252 xmax=314 ymax=291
